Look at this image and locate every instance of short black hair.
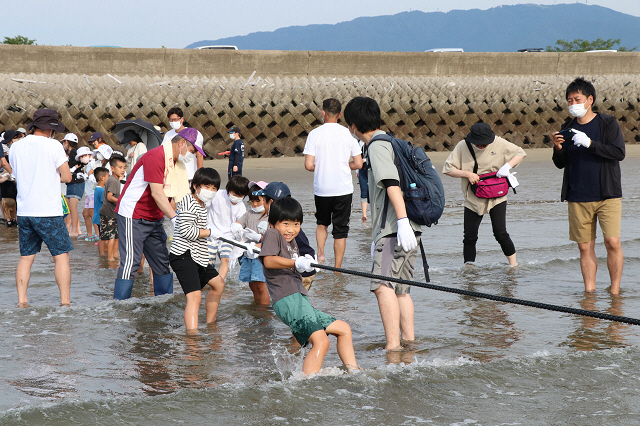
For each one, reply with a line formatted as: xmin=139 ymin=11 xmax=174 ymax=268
xmin=268 ymin=197 xmax=303 ymax=226
xmin=191 ymin=167 xmax=221 ymax=194
xmin=94 ymin=167 xmax=110 ymax=182
xmin=322 ymin=98 xmax=341 ymax=116
xmin=566 ymin=77 xmax=596 ymax=104
xmin=226 ymin=175 xmax=250 ymax=196
xmin=109 ymin=156 xmax=126 ymax=168
xmin=344 ymin=97 xmax=381 ymax=133
xmin=168 ymin=107 xmax=184 ymax=118
xmin=248 ymin=184 xmax=262 ymax=201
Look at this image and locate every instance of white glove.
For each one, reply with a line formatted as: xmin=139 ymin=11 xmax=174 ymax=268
xmin=230 ymin=222 xmax=244 ymax=240
xmin=245 ymin=242 xmax=260 ymax=259
xmin=88 ymin=174 xmax=97 ymax=184
xmin=572 ymin=130 xmax=591 ymax=148
xmin=70 ymin=166 xmax=78 ymax=173
xmin=244 ymin=229 xmax=262 ymax=243
xmin=170 ymin=215 xmax=177 ymax=228
xmin=496 ymin=162 xmax=512 ymax=178
xmin=77 ymin=172 xmax=89 ymax=181
xmin=257 ymin=221 xmax=268 ymax=235
xmin=209 ymin=226 xmax=222 ymax=240
xmin=371 ymin=241 xmax=376 ymax=260
xmin=295 ymin=254 xmax=314 ymax=273
xmin=396 ymin=217 xmax=417 ymax=252
xmin=507 ymin=172 xmax=519 ymax=189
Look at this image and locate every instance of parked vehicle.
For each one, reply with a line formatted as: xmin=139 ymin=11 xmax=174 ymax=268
xmin=424 ymin=48 xmax=464 ymax=52
xmin=197 ymin=45 xmax=238 ymax=50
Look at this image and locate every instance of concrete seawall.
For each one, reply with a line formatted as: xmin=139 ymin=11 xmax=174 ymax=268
xmin=2 ymin=45 xmax=640 ymax=77
xmin=1 ymin=46 xmax=638 ymax=155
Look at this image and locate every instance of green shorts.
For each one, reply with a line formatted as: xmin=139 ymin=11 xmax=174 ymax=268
xmin=272 ymin=293 xmax=336 ymax=347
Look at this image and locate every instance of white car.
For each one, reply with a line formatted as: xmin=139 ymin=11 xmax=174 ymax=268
xmin=424 ymin=48 xmax=464 ymax=52
xmin=197 ymin=45 xmax=238 ymax=50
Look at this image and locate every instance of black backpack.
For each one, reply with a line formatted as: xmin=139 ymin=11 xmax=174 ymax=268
xmin=368 ymin=133 xmax=446 ymax=282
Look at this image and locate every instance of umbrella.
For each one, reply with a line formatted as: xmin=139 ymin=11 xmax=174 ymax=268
xmin=113 ymin=118 xmax=164 ymax=150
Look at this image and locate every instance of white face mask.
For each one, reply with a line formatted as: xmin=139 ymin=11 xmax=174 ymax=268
xmin=251 ymin=205 xmax=265 ymax=213
xmin=569 ymin=102 xmax=589 ymax=118
xmin=178 ymin=144 xmax=192 ymax=164
xmin=230 ymin=133 xmax=236 ymax=140
xmin=228 ymin=194 xmax=244 ymax=204
xmin=170 ymin=121 xmax=182 ymax=131
xmin=80 ymin=156 xmax=90 ymax=165
xmin=197 ymin=188 xmax=217 ymax=203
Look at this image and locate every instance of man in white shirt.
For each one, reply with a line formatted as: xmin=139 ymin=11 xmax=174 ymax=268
xmin=9 ymin=109 xmax=73 ymax=306
xmin=303 ymin=98 xmax=363 ymax=269
xmin=163 ymin=107 xmax=204 ymax=183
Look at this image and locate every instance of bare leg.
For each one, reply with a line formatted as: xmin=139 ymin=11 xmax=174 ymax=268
xmin=64 ymin=214 xmax=72 ymax=233
xmin=302 ymin=329 xmax=330 ymax=375
xmin=249 ymin=281 xmax=270 ymax=306
xmin=506 ymin=253 xmax=518 ymax=266
xmin=361 ymin=201 xmax=368 ymax=221
xmin=184 ymin=290 xmax=202 ymax=330
xmin=604 ymin=236 xmax=623 ymax=295
xmin=218 ymin=258 xmax=230 ymax=280
xmin=316 ymin=224 xmax=328 ymax=262
xmin=333 ymin=238 xmax=346 ymax=269
xmin=205 ymin=276 xmax=225 ymax=323
xmin=578 ymin=240 xmax=597 ymax=293
xmin=107 ymin=239 xmax=117 ymax=262
xmin=16 ymin=254 xmax=36 ymax=306
xmin=374 ymin=285 xmax=402 ymax=350
xmin=53 ymin=252 xmax=71 ymax=306
xmin=68 ymin=198 xmax=81 ymax=236
xmin=83 ymin=208 xmax=94 ymax=237
xmin=114 ymin=239 xmax=120 ymax=259
xmin=397 ymin=294 xmax=415 ymax=342
xmin=325 ymin=320 xmax=358 ymax=368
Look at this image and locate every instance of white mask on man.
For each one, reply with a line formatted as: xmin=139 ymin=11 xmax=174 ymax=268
xmin=170 ymin=121 xmax=182 ymax=131
xmin=569 ymin=103 xmax=589 ymax=118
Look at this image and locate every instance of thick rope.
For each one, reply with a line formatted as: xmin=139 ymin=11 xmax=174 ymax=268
xmin=218 ymin=237 xmax=640 ymax=326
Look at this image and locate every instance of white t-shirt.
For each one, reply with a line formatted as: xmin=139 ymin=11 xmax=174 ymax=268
xmin=206 ymin=190 xmax=246 ymax=241
xmin=163 ymin=128 xmax=204 ymax=180
xmin=302 ymin=123 xmax=362 ymax=197
xmin=9 ymin=134 xmax=68 ymax=217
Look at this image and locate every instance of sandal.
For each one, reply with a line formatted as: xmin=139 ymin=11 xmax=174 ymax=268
xmin=77 ymin=234 xmax=87 ymax=240
xmin=85 ymin=235 xmax=99 ymax=242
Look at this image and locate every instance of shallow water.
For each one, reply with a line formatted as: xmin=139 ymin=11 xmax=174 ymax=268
xmin=2 ymin=155 xmax=640 ymax=425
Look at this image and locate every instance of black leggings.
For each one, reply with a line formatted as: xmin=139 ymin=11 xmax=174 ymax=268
xmin=463 ymin=201 xmax=516 ymax=263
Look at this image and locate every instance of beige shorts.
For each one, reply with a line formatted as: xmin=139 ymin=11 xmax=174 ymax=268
xmin=568 ymin=198 xmax=621 ymax=243
xmin=301 ymin=274 xmax=315 ymax=292
xmin=370 ymin=236 xmax=419 ymax=295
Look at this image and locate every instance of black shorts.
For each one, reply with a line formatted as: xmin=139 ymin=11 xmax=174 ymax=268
xmin=169 ymin=250 xmax=219 ymax=295
xmin=314 ymin=193 xmax=352 ymax=239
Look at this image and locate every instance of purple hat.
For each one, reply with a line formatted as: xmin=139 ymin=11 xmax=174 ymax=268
xmin=178 ymin=128 xmax=207 ymax=158
xmin=89 ymin=132 xmax=104 ymax=142
xmin=27 ymin=109 xmax=66 ymax=132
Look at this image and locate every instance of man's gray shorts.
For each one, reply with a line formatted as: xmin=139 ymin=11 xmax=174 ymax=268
xmin=370 ymin=236 xmax=419 ymax=295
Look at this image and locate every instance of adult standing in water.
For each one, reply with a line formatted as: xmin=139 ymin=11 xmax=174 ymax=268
xmin=442 ymin=123 xmax=525 ymax=266
xmin=303 ymin=99 xmax=363 ymax=268
xmin=9 ymin=109 xmax=73 ymax=306
xmin=113 ymin=128 xmax=201 ymax=300
xmin=552 ymin=78 xmax=625 ymax=295
xmin=227 ymin=126 xmax=244 ymax=178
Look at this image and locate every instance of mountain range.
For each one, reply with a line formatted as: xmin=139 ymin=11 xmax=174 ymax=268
xmin=186 ymin=3 xmax=640 ymax=52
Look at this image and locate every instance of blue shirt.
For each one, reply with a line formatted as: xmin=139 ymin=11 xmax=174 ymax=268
xmin=565 ymin=117 xmax=602 ymax=202
xmin=93 ymin=186 xmax=105 ymax=225
xmin=228 ymin=139 xmax=244 ymax=177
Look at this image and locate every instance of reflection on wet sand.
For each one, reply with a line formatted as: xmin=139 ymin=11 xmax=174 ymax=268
xmin=562 ymin=293 xmax=631 ymax=351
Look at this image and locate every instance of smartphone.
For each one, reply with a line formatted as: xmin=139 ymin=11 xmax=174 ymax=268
xmin=557 ymin=128 xmax=575 ymax=142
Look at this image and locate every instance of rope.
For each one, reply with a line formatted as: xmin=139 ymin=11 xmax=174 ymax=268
xmin=217 ymin=237 xmax=640 ymax=326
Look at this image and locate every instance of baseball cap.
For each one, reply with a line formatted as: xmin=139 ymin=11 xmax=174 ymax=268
xmin=26 ymin=109 xmax=66 ymax=133
xmin=178 ymin=128 xmax=207 ymax=158
xmin=17 ymin=127 xmax=27 ymax=135
xmin=63 ymin=133 xmax=79 ymax=144
xmin=249 ymin=180 xmax=268 ymax=189
xmin=262 ymin=182 xmax=291 ymax=200
xmin=89 ymin=132 xmax=104 ymax=142
xmin=228 ymin=126 xmax=242 ymax=137
xmin=96 ymin=144 xmax=113 ymax=160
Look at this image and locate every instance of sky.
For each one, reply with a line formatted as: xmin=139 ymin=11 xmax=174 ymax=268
xmin=4 ymin=0 xmax=639 ymax=49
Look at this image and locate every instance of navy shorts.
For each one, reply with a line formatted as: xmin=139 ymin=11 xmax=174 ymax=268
xmin=18 ymin=216 xmax=74 ymax=257
xmin=65 ymin=182 xmax=85 ymax=200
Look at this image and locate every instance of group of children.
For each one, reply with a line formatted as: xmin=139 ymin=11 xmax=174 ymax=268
xmin=170 ymin=170 xmax=359 ymax=375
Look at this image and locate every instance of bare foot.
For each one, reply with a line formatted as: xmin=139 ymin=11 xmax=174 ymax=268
xmin=317 ymin=254 xmax=325 ymax=263
xmin=361 ymin=216 xmax=367 ymax=222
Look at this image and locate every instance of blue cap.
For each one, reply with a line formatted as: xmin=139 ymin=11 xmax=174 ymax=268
xmin=262 ymin=182 xmax=290 ymax=200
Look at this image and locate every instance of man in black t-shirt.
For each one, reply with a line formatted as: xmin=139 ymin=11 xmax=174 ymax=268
xmin=227 ymin=126 xmax=244 ymax=178
xmin=552 ymin=78 xmax=625 ymax=295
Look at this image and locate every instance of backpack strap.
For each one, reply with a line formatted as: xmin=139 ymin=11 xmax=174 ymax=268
xmin=419 ymin=238 xmax=430 ymax=282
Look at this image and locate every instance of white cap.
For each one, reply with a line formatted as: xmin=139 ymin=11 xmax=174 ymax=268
xmin=63 ymin=133 xmax=79 ymax=144
xmin=17 ymin=128 xmax=27 ymax=134
xmin=75 ymin=146 xmax=92 ymax=161
xmin=96 ymin=144 xmax=113 ymax=160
